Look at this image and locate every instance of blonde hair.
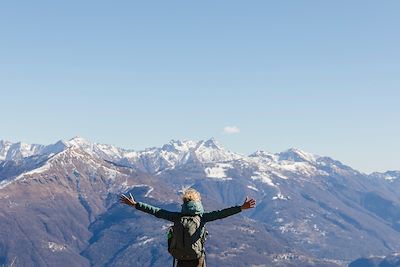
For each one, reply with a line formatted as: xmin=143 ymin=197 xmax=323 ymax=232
xmin=182 ymin=188 xmax=201 ymax=202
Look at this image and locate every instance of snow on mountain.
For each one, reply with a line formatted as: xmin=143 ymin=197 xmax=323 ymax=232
xmin=5 ymin=142 xmax=44 ymax=161
xmin=370 ymin=171 xmax=400 ymax=181
xmin=66 ymin=136 xmax=94 ymax=150
xmin=0 ymin=136 xmax=370 ymax=187
xmin=0 ymin=160 xmax=52 ymax=189
xmin=40 ymin=140 xmax=69 ymax=155
xmin=0 ymin=137 xmax=123 ymax=190
xmin=194 ymin=138 xmax=241 ymax=163
xmin=278 ymin=148 xmax=319 ymax=163
xmin=249 ymin=150 xmax=277 ymax=161
xmin=0 ymin=140 xmax=12 ymax=160
xmin=141 ymin=139 xmax=196 ymax=166
xmin=66 ymin=137 xmax=128 ymax=161
xmin=120 ymin=138 xmax=242 ymax=174
xmin=0 ymin=140 xmax=134 ymax=191
xmin=2 ymin=136 xmax=400 ymax=267
xmin=0 ymin=137 xmax=130 ymax=162
xmin=250 ymin=171 xmax=276 ymax=186
xmin=204 ymin=163 xmax=233 ymax=180
xmin=94 ymin=143 xmax=127 ymax=160
xmin=0 ymin=139 xmax=68 ymax=161
xmin=247 ymin=148 xmax=329 ymax=184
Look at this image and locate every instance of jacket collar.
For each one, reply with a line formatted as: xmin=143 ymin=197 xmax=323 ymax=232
xmin=181 ymin=201 xmax=204 ymax=215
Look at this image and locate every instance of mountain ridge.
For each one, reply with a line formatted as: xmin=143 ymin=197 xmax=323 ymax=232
xmin=1 ymin=136 xmax=381 ymax=179
xmin=1 ymin=136 xmax=400 ymax=267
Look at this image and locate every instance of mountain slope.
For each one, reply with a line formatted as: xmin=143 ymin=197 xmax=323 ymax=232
xmin=0 ymin=143 xmax=156 ymax=266
xmin=0 ymin=137 xmax=399 ymax=266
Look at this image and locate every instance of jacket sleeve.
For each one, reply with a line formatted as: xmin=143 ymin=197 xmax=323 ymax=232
xmin=202 ymin=206 xmax=242 ymax=222
xmin=135 ymin=202 xmax=180 ymax=222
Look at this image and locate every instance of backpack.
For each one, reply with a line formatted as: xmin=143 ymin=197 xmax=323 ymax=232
xmin=167 ymin=215 xmax=207 ymax=261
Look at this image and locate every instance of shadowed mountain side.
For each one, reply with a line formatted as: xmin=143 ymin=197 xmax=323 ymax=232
xmin=81 ymin=190 xmax=338 ymax=267
xmin=348 ymin=254 xmax=400 ymax=267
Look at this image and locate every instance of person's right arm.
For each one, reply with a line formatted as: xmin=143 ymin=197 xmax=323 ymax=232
xmin=202 ymin=197 xmax=256 ymax=223
xmin=120 ymin=194 xmax=180 ymax=222
xmin=202 ymin=206 xmax=242 ymax=222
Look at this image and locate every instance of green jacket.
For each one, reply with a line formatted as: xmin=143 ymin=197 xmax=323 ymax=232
xmin=135 ymin=201 xmax=242 ymax=223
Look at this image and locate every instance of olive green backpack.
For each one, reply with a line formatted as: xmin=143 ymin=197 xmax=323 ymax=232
xmin=167 ymin=215 xmax=207 ymax=261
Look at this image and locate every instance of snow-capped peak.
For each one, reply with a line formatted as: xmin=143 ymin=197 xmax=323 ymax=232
xmin=199 ymin=138 xmax=222 ymax=150
xmin=5 ymin=141 xmax=44 ymax=161
xmin=66 ymin=136 xmax=93 ymax=149
xmin=0 ymin=140 xmax=12 ymax=147
xmin=161 ymin=139 xmax=197 ymax=153
xmin=249 ymin=150 xmax=276 ymax=159
xmin=118 ymin=138 xmax=242 ymax=174
xmin=64 ymin=137 xmax=127 ymax=160
xmin=0 ymin=139 xmax=68 ymax=161
xmin=193 ymin=138 xmax=241 ymax=163
xmin=0 ymin=140 xmax=12 ymax=160
xmin=278 ymin=148 xmax=318 ymax=163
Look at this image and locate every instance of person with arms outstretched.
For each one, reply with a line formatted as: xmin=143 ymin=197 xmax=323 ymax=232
xmin=120 ymin=188 xmax=256 ymax=267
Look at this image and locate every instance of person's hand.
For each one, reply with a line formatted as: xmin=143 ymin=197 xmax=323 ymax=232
xmin=119 ymin=193 xmax=137 ymax=207
xmin=241 ymin=197 xmax=256 ymax=210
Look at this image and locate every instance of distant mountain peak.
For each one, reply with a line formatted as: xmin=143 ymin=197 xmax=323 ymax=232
xmin=199 ymin=138 xmax=222 ymax=150
xmin=0 ymin=140 xmax=13 ymax=161
xmin=5 ymin=141 xmax=44 ymax=161
xmin=249 ymin=150 xmax=274 ymax=158
xmin=168 ymin=139 xmax=183 ymax=146
xmin=160 ymin=138 xmax=225 ymax=154
xmin=67 ymin=136 xmax=92 ymax=146
xmin=0 ymin=139 xmax=12 ymax=145
xmin=370 ymin=170 xmax=400 ymax=181
xmin=162 ymin=139 xmax=196 ymax=152
xmin=279 ymin=148 xmax=318 ymax=163
xmin=39 ymin=140 xmax=69 ymax=156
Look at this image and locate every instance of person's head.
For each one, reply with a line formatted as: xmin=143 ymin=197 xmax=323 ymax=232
xmin=182 ymin=188 xmax=201 ymax=203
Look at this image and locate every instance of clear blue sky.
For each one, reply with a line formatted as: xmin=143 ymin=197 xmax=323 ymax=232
xmin=0 ymin=1 xmax=399 ymax=173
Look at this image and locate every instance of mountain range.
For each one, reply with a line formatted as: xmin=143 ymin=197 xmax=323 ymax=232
xmin=1 ymin=137 xmax=399 ymax=267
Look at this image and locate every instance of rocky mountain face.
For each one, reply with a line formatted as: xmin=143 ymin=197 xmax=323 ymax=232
xmin=0 ymin=137 xmax=399 ymax=267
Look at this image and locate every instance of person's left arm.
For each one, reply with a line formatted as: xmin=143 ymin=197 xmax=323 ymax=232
xmin=202 ymin=197 xmax=256 ymax=223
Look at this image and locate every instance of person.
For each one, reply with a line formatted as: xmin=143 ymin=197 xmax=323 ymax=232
xmin=120 ymin=188 xmax=256 ymax=267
